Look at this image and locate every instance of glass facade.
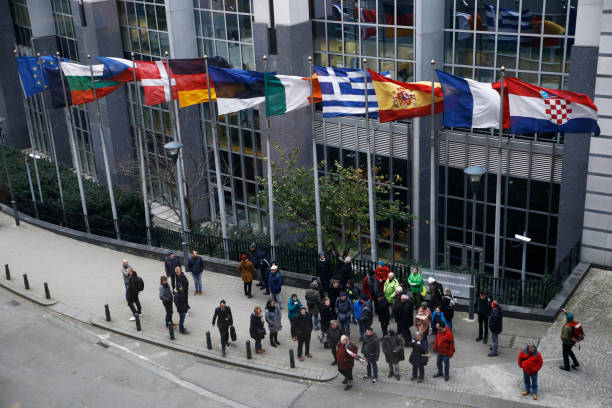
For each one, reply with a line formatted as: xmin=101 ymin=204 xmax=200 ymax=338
xmin=8 ymin=0 xmax=32 ymax=48
xmin=51 ymin=0 xmax=79 ymax=61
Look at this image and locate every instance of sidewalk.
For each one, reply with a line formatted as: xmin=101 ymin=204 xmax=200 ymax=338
xmin=1 ymin=211 xmax=611 ymax=406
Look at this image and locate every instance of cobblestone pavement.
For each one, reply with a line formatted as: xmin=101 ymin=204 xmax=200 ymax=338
xmin=1 ymin=212 xmax=611 ymax=406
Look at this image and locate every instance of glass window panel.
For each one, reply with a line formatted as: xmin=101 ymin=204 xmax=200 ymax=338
xmin=344 ymin=24 xmax=359 ymax=54
xmin=380 ymin=59 xmax=394 ymax=77
xmin=314 ymin=52 xmax=327 ymax=66
xmin=238 ymin=0 xmax=250 ymax=13
xmin=239 ymin=14 xmax=252 ymax=42
xmin=549 ymin=215 xmax=558 ymax=244
xmin=232 ymin=152 xmax=242 ymax=176
xmin=519 ymin=36 xmax=541 ymax=71
xmin=397 ymin=61 xmax=413 ymax=81
xmin=241 ymin=44 xmax=254 ymax=70
xmin=159 ymin=32 xmax=169 ymax=54
xmin=146 ymin=4 xmax=157 ymax=30
xmin=508 ymin=177 xmax=527 ymax=208
xmin=505 ymin=208 xmax=526 ymax=238
xmin=150 ymin=32 xmax=160 ymax=55
xmin=475 ymin=34 xmax=495 ymax=67
xmin=328 ymin=23 xmax=342 ymax=53
xmin=497 ymin=35 xmax=518 ymax=71
xmin=518 ymin=71 xmax=538 ymax=86
xmin=526 ymin=244 xmax=546 ymax=274
xmin=475 ymin=68 xmax=494 ymax=82
xmin=230 ymin=126 xmax=240 ymax=151
xmin=379 ymin=28 xmax=394 ymax=58
xmin=458 ymin=0 xmax=477 ymax=30
xmin=216 ymin=41 xmax=229 ymax=60
xmin=344 ymin=56 xmax=360 ymax=69
xmin=447 ymin=198 xmax=464 ymax=228
xmin=454 ymin=33 xmax=473 ymax=65
xmin=541 ymin=37 xmax=565 ymax=73
xmin=551 ymin=183 xmax=560 ymax=214
xmin=344 ymin=0 xmax=358 ymax=22
xmin=375 ymin=154 xmax=389 ymax=177
xmin=313 ymin=21 xmax=327 ymax=52
xmin=213 ymin=12 xmax=226 ymax=39
xmin=244 ymin=156 xmax=255 ymax=180
xmin=226 ymin=14 xmax=239 ymax=41
xmin=201 ymin=11 xmax=213 ymax=37
xmin=447 ymin=167 xmax=465 ymax=197
xmin=540 ymin=74 xmax=561 ymax=89
xmin=397 ymin=33 xmax=413 ymax=60
xmin=342 ymin=148 xmax=356 ymax=169
xmin=228 ymin=42 xmax=241 ymax=68
xmin=545 ymin=0 xmax=569 ymax=27
xmin=396 ymin=0 xmax=414 ymax=26
xmin=211 ymin=0 xmax=224 ymax=10
xmin=156 ymin=6 xmax=167 ymax=30
xmin=393 ymin=158 xmax=408 ymax=187
xmin=327 ymin=146 xmax=340 ymax=167
xmin=127 ymin=2 xmax=137 ymax=26
xmin=361 ymin=27 xmax=377 ymax=56
xmin=329 ymin=54 xmax=343 ymax=67
xmin=224 ymin=0 xmax=236 ymax=11
xmin=528 ymin=212 xmax=549 ymax=243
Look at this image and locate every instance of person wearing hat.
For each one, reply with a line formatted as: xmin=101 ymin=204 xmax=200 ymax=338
xmin=316 ymin=252 xmax=332 ymax=293
xmin=518 ymin=343 xmax=543 ymax=400
xmin=164 ymin=251 xmax=181 ymax=290
xmin=335 ymin=291 xmax=354 ymax=338
xmin=428 ymin=276 xmax=444 ymax=311
xmin=381 ymin=329 xmax=404 ymax=380
xmin=339 ymin=256 xmax=353 ymax=287
xmin=239 ymin=253 xmax=255 ymax=298
xmin=287 ymin=293 xmax=302 ymax=341
xmin=488 ymin=300 xmax=503 ymax=357
xmin=559 ymin=308 xmax=581 ymax=371
xmin=408 ymin=267 xmax=424 ymax=308
xmin=269 ymin=264 xmax=284 ymax=307
xmin=295 ymin=306 xmax=314 ymax=361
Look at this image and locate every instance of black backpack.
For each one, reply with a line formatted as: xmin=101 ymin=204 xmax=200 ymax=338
xmin=137 ymin=276 xmax=144 ymax=292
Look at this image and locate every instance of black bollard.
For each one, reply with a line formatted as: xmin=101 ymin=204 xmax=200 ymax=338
xmin=104 ymin=304 xmax=111 ymax=321
xmin=289 ymin=349 xmax=295 ymax=368
xmin=246 ymin=340 xmax=252 ymax=359
xmin=206 ymin=331 xmax=212 ymax=350
xmin=168 ymin=323 xmax=175 ymax=340
xmin=5 ymin=264 xmax=10 ymax=280
xmin=468 ymin=286 xmax=475 ymax=320
xmin=44 ymin=282 xmax=50 ymax=299
xmin=135 ymin=315 xmax=141 ymax=331
xmin=23 ymin=274 xmax=29 ymax=290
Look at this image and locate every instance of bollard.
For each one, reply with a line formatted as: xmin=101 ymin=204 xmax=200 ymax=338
xmin=23 ymin=274 xmax=29 ymax=290
xmin=468 ymin=286 xmax=475 ymax=320
xmin=289 ymin=349 xmax=295 ymax=368
xmin=206 ymin=331 xmax=212 ymax=350
xmin=104 ymin=304 xmax=111 ymax=322
xmin=246 ymin=340 xmax=252 ymax=359
xmin=135 ymin=315 xmax=141 ymax=331
xmin=5 ymin=264 xmax=10 ymax=280
xmin=44 ymin=282 xmax=50 ymax=299
xmin=168 ymin=323 xmax=175 ymax=340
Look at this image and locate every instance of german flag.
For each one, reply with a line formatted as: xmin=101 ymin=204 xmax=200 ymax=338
xmin=168 ymin=58 xmax=216 ymax=108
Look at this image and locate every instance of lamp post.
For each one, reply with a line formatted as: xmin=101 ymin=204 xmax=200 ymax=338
xmin=0 ymin=117 xmax=19 ymax=226
xmin=164 ymin=141 xmax=190 ymax=264
xmin=515 ymin=232 xmax=531 ymax=306
xmin=464 ymin=165 xmax=486 ymax=320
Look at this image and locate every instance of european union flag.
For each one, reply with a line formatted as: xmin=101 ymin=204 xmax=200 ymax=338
xmin=16 ymin=56 xmax=66 ymax=98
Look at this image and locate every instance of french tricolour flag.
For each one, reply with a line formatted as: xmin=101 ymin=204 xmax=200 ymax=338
xmin=506 ymin=77 xmax=600 ymax=136
xmin=436 ymin=70 xmax=501 ymax=129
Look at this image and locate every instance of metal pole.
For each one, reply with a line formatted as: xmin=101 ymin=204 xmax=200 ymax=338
xmin=87 ymin=54 xmax=120 ymax=240
xmin=362 ymin=59 xmax=377 ymax=263
xmin=32 ymin=53 xmax=49 ymax=204
xmin=165 ymin=52 xmax=190 ymax=263
xmin=470 ymin=190 xmax=477 ymax=286
xmin=520 ymin=230 xmax=527 ymax=306
xmin=56 ymin=52 xmax=89 ymax=233
xmin=430 ymin=59 xmax=437 ymax=269
xmin=263 ymin=55 xmax=276 ymax=259
xmin=493 ymin=67 xmax=505 ymax=292
xmin=25 ymin=156 xmax=39 ymax=219
xmin=130 ymin=54 xmax=152 ymax=246
xmin=203 ymin=55 xmax=229 ymax=259
xmin=0 ymin=140 xmax=19 ymax=226
xmin=308 ymin=56 xmax=323 ymax=254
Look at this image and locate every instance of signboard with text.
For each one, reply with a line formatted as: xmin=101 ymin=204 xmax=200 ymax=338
xmin=420 ymin=268 xmax=474 ymax=299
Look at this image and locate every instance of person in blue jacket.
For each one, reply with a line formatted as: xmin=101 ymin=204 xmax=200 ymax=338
xmin=287 ymin=293 xmax=302 ymax=341
xmin=268 ymin=265 xmax=284 ymax=308
xmin=431 ymin=305 xmax=448 ymax=343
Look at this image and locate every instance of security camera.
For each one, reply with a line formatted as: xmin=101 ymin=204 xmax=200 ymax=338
xmin=515 ymin=234 xmax=531 ymax=243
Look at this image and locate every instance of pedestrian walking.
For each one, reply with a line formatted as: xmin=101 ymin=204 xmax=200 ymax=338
xmin=383 ymin=272 xmax=400 ymax=304
xmin=431 ymin=305 xmax=449 ymax=343
xmin=264 ymin=299 xmax=282 ymax=347
xmin=320 ymin=298 xmax=335 ymax=346
xmin=295 ymin=306 xmax=314 ymax=361
xmin=440 ymin=288 xmax=456 ymax=330
xmin=248 ymin=242 xmax=267 ymax=289
xmin=518 ymin=343 xmax=543 ymax=400
xmin=164 ymin=251 xmax=181 ymax=289
xmin=212 ymin=300 xmax=233 ymax=356
xmin=428 ymin=277 xmax=444 ymax=311
xmin=287 ymin=293 xmax=302 ymax=341
xmin=126 ymin=267 xmax=142 ymax=320
xmin=408 ymin=267 xmax=424 ymax=307
xmin=475 ymin=292 xmax=492 ymax=344
xmin=559 ymin=308 xmax=583 ymax=371
xmin=316 ymin=252 xmax=332 ymax=292
xmin=305 ymin=280 xmax=322 ymax=330
xmin=361 ymin=327 xmax=380 ymax=383
xmin=175 ymin=266 xmax=190 ymax=314
xmin=187 ymin=250 xmax=204 ymax=295
xmin=268 ymin=265 xmax=283 ymax=307
xmin=337 ymin=335 xmax=359 ymax=391
xmin=409 ymin=332 xmax=428 ymax=383
xmin=335 ymin=291 xmax=354 ymax=338
xmin=121 ymin=259 xmax=131 ymax=301
xmin=358 ymin=295 xmax=374 ymax=341
xmin=159 ymin=276 xmax=174 ymax=327
xmin=250 ymin=306 xmax=266 ymax=354
xmin=375 ymin=292 xmax=391 ymax=336
xmin=381 ymin=329 xmax=404 ymax=380
xmin=328 ymin=280 xmax=342 ymax=313
xmin=488 ymin=300 xmax=503 ymax=357
xmin=239 ymin=254 xmax=255 ymax=298
xmin=339 ymin=256 xmax=353 ymax=287
xmin=173 ymin=274 xmax=189 ymax=334
xmin=433 ymin=321 xmax=454 ymax=381
xmin=328 ymin=320 xmax=343 ymax=364
xmin=397 ymin=294 xmax=414 ymax=346
xmin=415 ymin=302 xmax=431 ymax=347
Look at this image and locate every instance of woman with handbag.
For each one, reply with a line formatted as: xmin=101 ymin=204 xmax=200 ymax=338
xmin=212 ymin=300 xmax=234 ymax=357
xmin=250 ymin=306 xmax=266 ymax=354
xmin=409 ymin=332 xmax=428 ymax=382
xmin=336 ymin=335 xmax=360 ymax=391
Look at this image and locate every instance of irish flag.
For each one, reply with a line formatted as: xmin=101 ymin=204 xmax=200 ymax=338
xmin=265 ymin=73 xmax=312 ymax=117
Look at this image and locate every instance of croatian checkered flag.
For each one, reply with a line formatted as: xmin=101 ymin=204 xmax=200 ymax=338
xmin=314 ymin=65 xmax=390 ymax=118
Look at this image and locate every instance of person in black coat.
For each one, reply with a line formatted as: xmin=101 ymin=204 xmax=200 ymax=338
xmin=328 ymin=280 xmax=342 ymax=313
xmin=361 ymin=328 xmax=380 ymax=383
xmin=187 ymin=250 xmax=204 ymax=295
xmin=159 ymin=276 xmax=174 ymax=327
xmin=397 ymin=295 xmax=414 ymax=346
xmin=126 ymin=267 xmax=142 ymax=319
xmin=409 ymin=332 xmax=428 ymax=382
xmin=212 ymin=300 xmax=234 ymax=356
xmin=248 ymin=242 xmax=268 ymax=289
xmin=327 ymin=320 xmax=343 ymax=365
xmin=295 ymin=306 xmax=314 ymax=361
xmin=174 ymin=277 xmax=189 ymax=334
xmin=250 ymin=306 xmax=267 ymax=354
xmin=475 ymin=292 xmax=492 ymax=344
xmin=175 ymin=267 xmax=190 ymax=312
xmin=488 ymin=301 xmax=503 ymax=357
xmin=316 ymin=252 xmax=332 ymax=292
xmin=339 ymin=257 xmax=353 ymax=287
xmin=164 ymin=252 xmax=181 ymax=289
xmin=375 ymin=293 xmax=391 ymax=336
xmin=320 ymin=298 xmax=336 ymax=340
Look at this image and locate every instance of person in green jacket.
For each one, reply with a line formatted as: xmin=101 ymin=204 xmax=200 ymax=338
xmin=383 ymin=272 xmax=400 ymax=304
xmin=288 ymin=293 xmax=302 ymax=341
xmin=408 ymin=267 xmax=424 ymax=307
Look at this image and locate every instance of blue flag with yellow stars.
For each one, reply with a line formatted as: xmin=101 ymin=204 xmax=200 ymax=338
xmin=16 ymin=56 xmax=66 ymax=98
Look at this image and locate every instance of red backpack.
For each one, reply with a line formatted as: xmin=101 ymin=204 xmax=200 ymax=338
xmin=567 ymin=321 xmax=585 ymax=343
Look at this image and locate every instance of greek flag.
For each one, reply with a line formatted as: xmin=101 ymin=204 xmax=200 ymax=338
xmin=313 ymin=66 xmax=389 ymax=118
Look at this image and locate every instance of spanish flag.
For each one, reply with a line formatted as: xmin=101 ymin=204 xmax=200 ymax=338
xmin=168 ymin=58 xmax=216 ymax=108
xmin=368 ymin=69 xmax=443 ymax=123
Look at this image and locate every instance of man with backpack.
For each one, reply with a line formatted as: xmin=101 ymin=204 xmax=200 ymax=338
xmin=559 ymin=308 xmax=582 ymax=371
xmin=428 ymin=277 xmax=444 ymax=311
xmin=126 ymin=267 xmax=143 ymax=320
xmin=305 ymin=280 xmax=322 ymax=331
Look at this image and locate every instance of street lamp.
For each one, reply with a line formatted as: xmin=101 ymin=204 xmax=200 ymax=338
xmin=464 ymin=165 xmax=486 ymax=319
xmin=515 ymin=232 xmax=531 ymax=306
xmin=164 ymin=141 xmax=190 ymax=265
xmin=0 ymin=117 xmax=19 ymax=226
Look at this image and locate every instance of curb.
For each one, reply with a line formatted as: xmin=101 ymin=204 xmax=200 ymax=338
xmin=0 ymin=280 xmax=58 ymax=307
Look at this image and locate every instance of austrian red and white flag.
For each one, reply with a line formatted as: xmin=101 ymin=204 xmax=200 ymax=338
xmin=135 ymin=60 xmax=177 ymax=105
xmin=506 ymin=77 xmax=600 ymax=136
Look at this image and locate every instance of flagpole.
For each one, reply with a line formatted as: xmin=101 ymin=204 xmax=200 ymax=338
xmin=87 ymin=54 xmax=121 ymax=240
xmin=430 ymin=59 xmax=437 ymax=270
xmin=130 ymin=53 xmax=152 ymax=246
xmin=263 ymin=55 xmax=276 ymax=259
xmin=56 ymin=52 xmax=90 ymax=234
xmin=493 ymin=66 xmax=505 ymax=293
xmin=203 ymin=55 xmax=229 ymax=259
xmin=308 ymin=56 xmax=323 ymax=254
xmin=164 ymin=51 xmax=190 ymax=263
xmin=362 ymin=59 xmax=377 ymax=263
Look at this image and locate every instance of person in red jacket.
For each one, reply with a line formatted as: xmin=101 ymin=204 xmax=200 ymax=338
xmin=518 ymin=344 xmax=543 ymax=401
xmin=336 ymin=335 xmax=360 ymax=391
xmin=433 ymin=321 xmax=454 ymax=381
xmin=375 ymin=261 xmax=390 ymax=292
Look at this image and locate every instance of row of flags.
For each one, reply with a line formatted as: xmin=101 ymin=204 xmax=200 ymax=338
xmin=15 ymin=55 xmax=600 ymax=135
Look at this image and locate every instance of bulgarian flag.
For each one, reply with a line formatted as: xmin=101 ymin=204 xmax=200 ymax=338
xmin=264 ymin=73 xmax=312 ymax=117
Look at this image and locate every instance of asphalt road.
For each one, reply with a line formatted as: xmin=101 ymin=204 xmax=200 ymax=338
xmin=0 ymin=287 xmax=471 ymax=408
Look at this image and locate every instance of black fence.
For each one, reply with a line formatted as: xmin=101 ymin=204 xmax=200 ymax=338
xmin=0 ymin=186 xmax=578 ymax=308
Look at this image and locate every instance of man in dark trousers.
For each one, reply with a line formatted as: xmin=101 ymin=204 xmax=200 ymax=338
xmin=316 ymin=252 xmax=332 ymax=293
xmin=559 ymin=308 xmax=581 ymax=371
xmin=175 ymin=266 xmax=190 ymax=314
xmin=248 ymin=243 xmax=268 ymax=289
xmin=126 ymin=267 xmax=142 ymax=320
xmin=174 ymin=271 xmax=189 ymax=334
xmin=488 ymin=300 xmax=503 ymax=357
xmin=187 ymin=250 xmax=204 ymax=295
xmin=397 ymin=294 xmax=414 ymax=346
xmin=164 ymin=252 xmax=181 ymax=289
xmin=212 ymin=300 xmax=234 ymax=356
xmin=475 ymin=292 xmax=492 ymax=344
